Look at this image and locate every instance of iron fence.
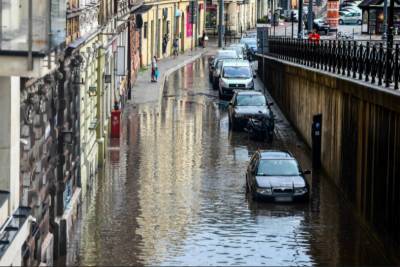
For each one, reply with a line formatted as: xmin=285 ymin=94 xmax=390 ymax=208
xmin=264 ymin=37 xmax=400 ymax=89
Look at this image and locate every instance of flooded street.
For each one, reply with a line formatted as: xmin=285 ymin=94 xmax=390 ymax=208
xmin=67 ymin=56 xmax=393 ymax=266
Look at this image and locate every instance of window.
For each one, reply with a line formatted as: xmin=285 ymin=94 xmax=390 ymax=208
xmin=257 ymin=159 xmax=300 ymax=176
xmin=143 ymin=22 xmax=148 ymax=38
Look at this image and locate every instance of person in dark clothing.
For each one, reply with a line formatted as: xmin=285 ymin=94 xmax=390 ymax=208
xmin=162 ymin=34 xmax=169 ymax=56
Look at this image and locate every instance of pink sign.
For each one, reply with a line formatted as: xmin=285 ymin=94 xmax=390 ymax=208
xmin=186 ymin=6 xmax=193 ymax=37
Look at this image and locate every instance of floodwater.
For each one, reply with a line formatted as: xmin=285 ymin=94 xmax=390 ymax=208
xmin=66 ymin=57 xmax=394 ymax=266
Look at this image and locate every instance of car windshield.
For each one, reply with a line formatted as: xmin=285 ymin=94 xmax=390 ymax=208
xmin=257 ymin=159 xmax=300 ymax=176
xmin=223 ymin=66 xmax=251 ymax=78
xmin=218 ymin=51 xmax=238 ymax=58
xmin=236 ymin=95 xmax=265 ymax=106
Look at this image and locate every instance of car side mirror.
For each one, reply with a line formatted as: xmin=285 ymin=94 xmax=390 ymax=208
xmin=268 ymin=102 xmax=274 ymax=106
xmin=303 ymin=170 xmax=311 ymax=175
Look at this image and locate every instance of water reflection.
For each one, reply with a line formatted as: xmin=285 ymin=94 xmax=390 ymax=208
xmin=67 ymin=57 xmax=393 ymax=266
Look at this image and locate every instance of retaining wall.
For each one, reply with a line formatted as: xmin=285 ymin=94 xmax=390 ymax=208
xmin=257 ymin=54 xmax=400 ymax=257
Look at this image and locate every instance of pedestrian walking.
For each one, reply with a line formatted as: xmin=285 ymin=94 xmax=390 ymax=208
xmin=151 ymin=56 xmax=158 ymax=82
xmin=173 ymin=37 xmax=179 ymax=58
xmin=162 ymin=33 xmax=169 ymax=56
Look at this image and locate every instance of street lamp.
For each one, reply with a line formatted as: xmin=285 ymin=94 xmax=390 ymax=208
xmin=385 ymin=0 xmax=395 ymax=86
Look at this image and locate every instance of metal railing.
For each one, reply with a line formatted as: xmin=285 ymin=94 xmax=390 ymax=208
xmin=264 ymin=37 xmax=400 ymax=89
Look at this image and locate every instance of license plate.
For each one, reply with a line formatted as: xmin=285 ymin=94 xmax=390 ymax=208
xmin=275 ymin=196 xmax=293 ymax=202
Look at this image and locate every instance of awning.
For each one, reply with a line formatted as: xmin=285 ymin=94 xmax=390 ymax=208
xmin=131 ymin=4 xmax=153 ymax=14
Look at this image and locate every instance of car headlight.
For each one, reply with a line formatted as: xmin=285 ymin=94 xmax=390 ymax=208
xmin=256 ymin=187 xmax=272 ymax=195
xmin=294 ymin=187 xmax=307 ymax=194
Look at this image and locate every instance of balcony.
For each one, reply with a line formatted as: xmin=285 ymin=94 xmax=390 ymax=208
xmin=0 ymin=0 xmax=66 ymax=77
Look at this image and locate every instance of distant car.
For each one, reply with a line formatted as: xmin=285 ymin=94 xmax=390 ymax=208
xmin=208 ymin=50 xmax=239 ymax=82
xmin=219 ymin=60 xmax=255 ymax=98
xmin=227 ymin=45 xmax=245 ymax=59
xmin=313 ymin=19 xmax=330 ymax=34
xmin=246 ymin=150 xmax=310 ymax=202
xmin=240 ymin=37 xmax=257 ymax=60
xmin=339 ymin=11 xmax=362 ymax=25
xmin=228 ymin=91 xmax=274 ymax=134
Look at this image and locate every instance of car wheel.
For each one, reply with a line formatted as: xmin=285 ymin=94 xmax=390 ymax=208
xmin=339 ymin=19 xmax=344 ymax=25
xmin=357 ymin=20 xmax=362 ymax=25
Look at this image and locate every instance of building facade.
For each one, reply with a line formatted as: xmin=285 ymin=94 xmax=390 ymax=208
xmin=0 ymin=0 xmax=141 ymax=265
xmin=139 ymin=0 xmax=205 ymax=67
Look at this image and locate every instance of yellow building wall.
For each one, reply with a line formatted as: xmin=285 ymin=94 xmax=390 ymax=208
xmin=140 ymin=0 xmax=204 ymax=67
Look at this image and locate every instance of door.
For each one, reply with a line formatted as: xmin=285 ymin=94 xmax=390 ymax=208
xmin=181 ymin=12 xmax=185 ymax=52
xmin=150 ymin=20 xmax=154 ymax=61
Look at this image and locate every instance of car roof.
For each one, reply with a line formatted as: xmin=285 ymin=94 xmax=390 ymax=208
xmin=235 ymin=90 xmax=263 ymax=96
xmin=222 ymin=60 xmax=250 ymax=67
xmin=259 ymin=150 xmax=294 ymax=159
xmin=217 ymin=50 xmax=237 ymax=56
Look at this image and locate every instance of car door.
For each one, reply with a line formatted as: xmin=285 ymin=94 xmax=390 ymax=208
xmin=248 ymin=153 xmax=259 ymax=191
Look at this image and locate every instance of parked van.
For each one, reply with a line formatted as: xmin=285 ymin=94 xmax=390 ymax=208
xmin=218 ymin=60 xmax=255 ymax=98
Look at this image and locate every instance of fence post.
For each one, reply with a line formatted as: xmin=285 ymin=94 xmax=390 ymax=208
xmin=395 ymin=44 xmax=399 ymax=89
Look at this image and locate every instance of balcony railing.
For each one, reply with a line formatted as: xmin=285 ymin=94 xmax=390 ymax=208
xmin=264 ymin=37 xmax=400 ymax=89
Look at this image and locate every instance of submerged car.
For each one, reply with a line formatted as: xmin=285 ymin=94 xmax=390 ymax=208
xmin=246 ymin=150 xmax=310 ymax=202
xmin=228 ymin=91 xmax=274 ymax=137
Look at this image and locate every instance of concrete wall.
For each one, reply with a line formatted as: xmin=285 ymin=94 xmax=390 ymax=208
xmin=258 ymin=54 xmax=400 ymax=257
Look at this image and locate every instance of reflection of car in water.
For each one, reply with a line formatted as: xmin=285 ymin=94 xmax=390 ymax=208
xmin=246 ymin=150 xmax=310 ymax=202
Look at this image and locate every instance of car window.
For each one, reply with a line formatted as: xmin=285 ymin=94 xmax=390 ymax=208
xmin=236 ymin=95 xmax=266 ymax=106
xmin=223 ymin=66 xmax=251 ymax=78
xmin=257 ymin=159 xmax=300 ymax=176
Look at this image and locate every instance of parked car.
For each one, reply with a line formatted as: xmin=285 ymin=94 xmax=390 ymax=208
xmin=240 ymin=37 xmax=257 ymax=60
xmin=246 ymin=150 xmax=310 ymax=202
xmin=226 ymin=45 xmax=245 ymax=59
xmin=208 ymin=49 xmax=239 ymax=82
xmin=313 ymin=18 xmax=330 ymax=34
xmin=228 ymin=43 xmax=247 ymax=59
xmin=339 ymin=11 xmax=362 ymax=25
xmin=211 ymin=58 xmax=236 ymax=89
xmin=219 ymin=60 xmax=255 ymax=98
xmin=228 ymin=91 xmax=274 ymax=135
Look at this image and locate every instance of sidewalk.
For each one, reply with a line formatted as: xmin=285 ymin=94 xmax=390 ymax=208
xmin=132 ymin=44 xmax=217 ymax=105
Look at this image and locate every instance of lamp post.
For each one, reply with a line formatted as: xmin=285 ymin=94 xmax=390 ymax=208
xmin=308 ymin=0 xmax=313 ymax=32
xmin=218 ymin=0 xmax=224 ymax=47
xmin=383 ymin=0 xmax=388 ymax=39
xmin=385 ymin=0 xmax=394 ymax=86
xmin=298 ymin=0 xmax=303 ymax=38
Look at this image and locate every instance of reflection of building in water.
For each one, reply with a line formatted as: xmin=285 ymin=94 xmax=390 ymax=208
xmin=135 ymin=94 xmax=207 ymax=263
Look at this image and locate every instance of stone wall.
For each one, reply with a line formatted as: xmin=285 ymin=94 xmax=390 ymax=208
xmin=257 ymin=54 xmax=400 ymax=258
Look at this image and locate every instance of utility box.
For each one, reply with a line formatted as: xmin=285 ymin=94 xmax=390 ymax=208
xmin=111 ymin=110 xmax=121 ymax=138
xmin=257 ymin=25 xmax=269 ymax=54
xmin=311 ymin=114 xmax=322 ymax=170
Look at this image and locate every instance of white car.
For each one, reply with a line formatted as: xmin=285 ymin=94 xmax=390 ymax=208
xmin=339 ymin=11 xmax=362 ymax=25
xmin=218 ymin=60 xmax=255 ymax=99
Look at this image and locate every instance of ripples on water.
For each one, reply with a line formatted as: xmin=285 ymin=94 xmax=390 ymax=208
xmin=67 ymin=57 xmax=392 ymax=266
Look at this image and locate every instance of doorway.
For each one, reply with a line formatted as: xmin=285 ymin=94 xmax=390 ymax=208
xmin=181 ymin=12 xmax=185 ymax=52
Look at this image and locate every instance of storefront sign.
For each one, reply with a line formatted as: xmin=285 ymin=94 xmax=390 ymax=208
xmin=186 ymin=6 xmax=193 ymax=37
xmin=116 ymin=46 xmax=126 ymax=76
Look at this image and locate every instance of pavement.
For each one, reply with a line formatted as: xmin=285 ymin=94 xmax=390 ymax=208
xmin=132 ymin=43 xmax=219 ymax=104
